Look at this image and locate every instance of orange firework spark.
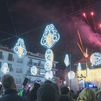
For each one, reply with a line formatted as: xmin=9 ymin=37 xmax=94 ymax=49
xmin=77 ymin=31 xmax=89 ymax=58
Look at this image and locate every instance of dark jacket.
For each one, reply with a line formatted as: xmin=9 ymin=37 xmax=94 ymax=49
xmin=0 ymin=89 xmax=28 ymax=101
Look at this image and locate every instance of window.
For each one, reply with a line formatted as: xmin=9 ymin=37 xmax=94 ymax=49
xmin=17 ymin=58 xmax=23 ymax=63
xmin=16 ymin=68 xmax=22 ymax=73
xmin=0 ymin=51 xmax=3 ymax=59
xmin=28 ymin=58 xmax=33 ymax=66
xmin=8 ymin=53 xmax=13 ymax=61
xmin=8 ymin=63 xmax=13 ymax=72
xmin=0 ymin=62 xmax=2 ymax=69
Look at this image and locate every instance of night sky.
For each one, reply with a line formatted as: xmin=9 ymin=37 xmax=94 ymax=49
xmin=0 ymin=0 xmax=101 ymax=67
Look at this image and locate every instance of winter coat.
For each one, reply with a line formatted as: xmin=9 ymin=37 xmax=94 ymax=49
xmin=0 ymin=89 xmax=28 ymax=101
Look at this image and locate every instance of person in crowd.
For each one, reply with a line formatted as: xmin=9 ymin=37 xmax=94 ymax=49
xmin=0 ymin=74 xmax=28 ymax=101
xmin=57 ymin=95 xmax=70 ymax=101
xmin=37 ymin=82 xmax=59 ymax=101
xmin=96 ymin=88 xmax=101 ymax=101
xmin=77 ymin=88 xmax=97 ymax=101
xmin=60 ymin=86 xmax=69 ymax=95
xmin=28 ymin=82 xmax=40 ymax=101
xmin=60 ymin=86 xmax=74 ymax=101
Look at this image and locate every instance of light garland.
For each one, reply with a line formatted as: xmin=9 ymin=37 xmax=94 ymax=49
xmin=90 ymin=52 xmax=101 ymax=66
xmin=40 ymin=24 xmax=60 ymax=48
xmin=64 ymin=54 xmax=70 ymax=67
xmin=13 ymin=38 xmax=27 ymax=58
xmin=30 ymin=66 xmax=38 ymax=75
xmin=77 ymin=63 xmax=82 ymax=71
xmin=1 ymin=63 xmax=9 ymax=74
xmin=68 ymin=71 xmax=75 ymax=80
xmin=45 ymin=71 xmax=53 ymax=79
xmin=45 ymin=49 xmax=54 ymax=62
xmin=44 ymin=61 xmax=53 ymax=71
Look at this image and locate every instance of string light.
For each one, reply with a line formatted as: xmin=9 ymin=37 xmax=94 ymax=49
xmin=13 ymin=38 xmax=27 ymax=58
xmin=45 ymin=49 xmax=54 ymax=62
xmin=64 ymin=54 xmax=70 ymax=67
xmin=68 ymin=71 xmax=75 ymax=80
xmin=1 ymin=63 xmax=9 ymax=74
xmin=90 ymin=52 xmax=101 ymax=66
xmin=44 ymin=61 xmax=53 ymax=71
xmin=77 ymin=63 xmax=82 ymax=71
xmin=45 ymin=71 xmax=53 ymax=79
xmin=30 ymin=66 xmax=38 ymax=75
xmin=40 ymin=24 xmax=60 ymax=49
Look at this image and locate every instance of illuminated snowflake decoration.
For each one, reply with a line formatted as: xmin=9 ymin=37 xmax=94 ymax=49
xmin=90 ymin=52 xmax=101 ymax=66
xmin=64 ymin=54 xmax=70 ymax=67
xmin=44 ymin=61 xmax=53 ymax=71
xmin=31 ymin=66 xmax=38 ymax=75
xmin=13 ymin=38 xmax=27 ymax=58
xmin=45 ymin=49 xmax=54 ymax=62
xmin=40 ymin=24 xmax=60 ymax=48
xmin=77 ymin=63 xmax=82 ymax=71
xmin=45 ymin=71 xmax=53 ymax=79
xmin=68 ymin=71 xmax=75 ymax=80
xmin=1 ymin=63 xmax=9 ymax=74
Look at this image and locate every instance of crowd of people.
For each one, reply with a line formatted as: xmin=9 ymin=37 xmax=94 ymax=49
xmin=0 ymin=74 xmax=101 ymax=101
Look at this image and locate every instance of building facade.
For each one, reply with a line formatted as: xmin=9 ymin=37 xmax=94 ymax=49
xmin=0 ymin=46 xmax=57 ymax=88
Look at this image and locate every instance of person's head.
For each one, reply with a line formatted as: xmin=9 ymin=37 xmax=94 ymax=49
xmin=77 ymin=88 xmax=96 ymax=101
xmin=2 ymin=74 xmax=16 ymax=90
xmin=37 ymin=83 xmax=59 ymax=101
xmin=60 ymin=86 xmax=69 ymax=95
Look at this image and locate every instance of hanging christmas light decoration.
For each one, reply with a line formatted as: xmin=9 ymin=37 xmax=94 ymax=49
xmin=1 ymin=63 xmax=9 ymax=74
xmin=40 ymin=24 xmax=60 ymax=48
xmin=13 ymin=38 xmax=27 ymax=58
xmin=30 ymin=66 xmax=38 ymax=75
xmin=90 ymin=52 xmax=101 ymax=66
xmin=77 ymin=63 xmax=82 ymax=71
xmin=44 ymin=61 xmax=53 ymax=71
xmin=40 ymin=24 xmax=60 ymax=72
xmin=45 ymin=71 xmax=53 ymax=79
xmin=64 ymin=54 xmax=70 ymax=67
xmin=45 ymin=49 xmax=54 ymax=62
xmin=68 ymin=71 xmax=75 ymax=80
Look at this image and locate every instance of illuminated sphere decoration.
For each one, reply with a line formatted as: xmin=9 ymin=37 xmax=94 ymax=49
xmin=44 ymin=61 xmax=53 ymax=71
xmin=68 ymin=71 xmax=75 ymax=80
xmin=1 ymin=63 xmax=9 ymax=74
xmin=64 ymin=54 xmax=70 ymax=67
xmin=31 ymin=66 xmax=38 ymax=75
xmin=40 ymin=24 xmax=60 ymax=48
xmin=45 ymin=71 xmax=53 ymax=79
xmin=90 ymin=52 xmax=101 ymax=66
xmin=13 ymin=38 xmax=27 ymax=58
